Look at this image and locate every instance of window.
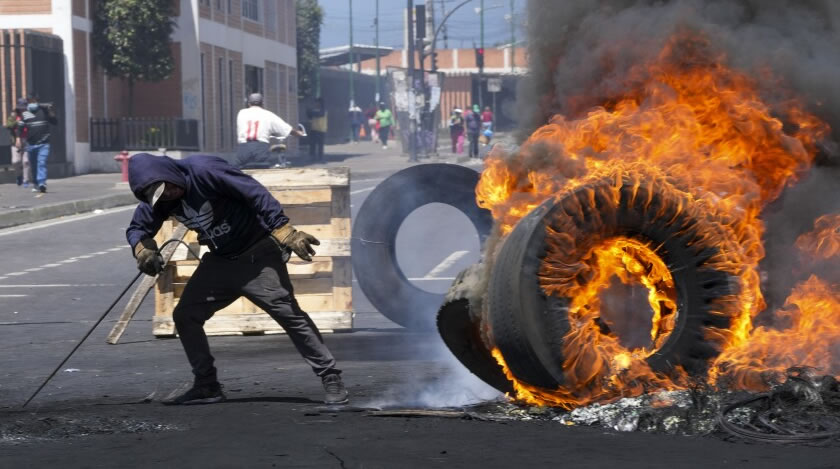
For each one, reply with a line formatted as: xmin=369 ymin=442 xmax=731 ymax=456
xmin=242 ymin=0 xmax=260 ymax=21
xmin=215 ymin=0 xmax=224 ymax=11
xmin=245 ymin=65 xmax=264 ymax=97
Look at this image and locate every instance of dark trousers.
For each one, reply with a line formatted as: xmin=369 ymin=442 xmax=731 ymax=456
xmin=379 ymin=125 xmax=391 ymax=147
xmin=236 ymin=141 xmax=272 ymax=168
xmin=308 ymin=131 xmax=325 ymax=161
xmin=172 ymin=237 xmax=339 ymax=386
xmin=350 ymin=123 xmax=360 ymax=142
xmin=468 ymin=133 xmax=480 ymax=158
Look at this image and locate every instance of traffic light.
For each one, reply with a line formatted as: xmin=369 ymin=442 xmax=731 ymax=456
xmin=431 ymin=51 xmax=439 ymax=71
xmin=475 ymin=47 xmax=485 ymax=71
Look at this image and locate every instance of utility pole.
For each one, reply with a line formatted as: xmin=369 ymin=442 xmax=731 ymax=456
xmin=375 ymin=0 xmax=381 ymax=103
xmin=440 ymin=0 xmax=448 ymax=49
xmin=479 ymin=0 xmax=484 ymax=109
xmin=407 ymin=0 xmax=418 ymax=162
xmin=349 ymin=0 xmax=355 ymax=107
xmin=510 ymin=0 xmax=515 ymax=73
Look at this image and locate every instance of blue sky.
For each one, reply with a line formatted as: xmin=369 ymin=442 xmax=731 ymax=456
xmin=319 ymin=0 xmax=526 ymax=50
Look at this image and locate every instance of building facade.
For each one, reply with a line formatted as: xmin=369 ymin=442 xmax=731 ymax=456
xmin=0 ymin=0 xmax=297 ymax=174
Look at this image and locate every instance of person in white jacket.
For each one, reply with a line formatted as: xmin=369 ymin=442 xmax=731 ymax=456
xmin=236 ymin=93 xmax=303 ymax=168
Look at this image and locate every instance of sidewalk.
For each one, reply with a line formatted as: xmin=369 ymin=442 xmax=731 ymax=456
xmin=0 ymin=142 xmax=485 ymax=229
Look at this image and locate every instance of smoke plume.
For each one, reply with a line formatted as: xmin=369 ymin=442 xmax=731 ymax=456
xmin=518 ymin=0 xmax=840 ymax=142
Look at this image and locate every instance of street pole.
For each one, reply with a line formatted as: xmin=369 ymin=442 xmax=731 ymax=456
xmin=349 ymin=0 xmax=355 ymax=108
xmin=375 ymin=0 xmax=380 ymax=103
xmin=479 ymin=0 xmax=484 ymax=110
xmin=510 ymin=0 xmax=515 ymax=73
xmin=407 ymin=0 xmax=417 ymax=162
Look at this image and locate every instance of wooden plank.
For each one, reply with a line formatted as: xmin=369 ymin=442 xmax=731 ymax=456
xmin=332 ymin=258 xmax=353 ymax=312
xmin=247 ymin=167 xmax=350 ymax=188
xmin=153 ymin=311 xmax=353 ymax=337
xmin=271 ymin=188 xmax=333 ymax=205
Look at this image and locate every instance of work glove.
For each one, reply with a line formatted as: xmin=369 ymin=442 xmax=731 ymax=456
xmin=134 ymin=238 xmax=164 ymax=276
xmin=271 ymin=224 xmax=320 ymax=262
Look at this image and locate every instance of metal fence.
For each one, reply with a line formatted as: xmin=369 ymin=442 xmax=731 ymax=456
xmin=90 ymin=117 xmax=200 ymax=152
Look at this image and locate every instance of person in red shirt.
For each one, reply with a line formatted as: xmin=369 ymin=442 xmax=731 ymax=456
xmin=481 ymin=106 xmax=494 ymax=146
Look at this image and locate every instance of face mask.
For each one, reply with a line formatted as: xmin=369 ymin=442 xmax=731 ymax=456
xmin=27 ymin=103 xmax=39 ymax=112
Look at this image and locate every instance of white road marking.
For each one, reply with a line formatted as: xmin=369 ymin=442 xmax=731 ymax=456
xmin=0 ymin=205 xmax=135 ymax=237
xmin=24 ymin=267 xmax=44 ymax=272
xmin=0 ymin=277 xmax=6 ymax=281
xmin=424 ymin=251 xmax=469 ymax=278
xmin=6 ymin=272 xmax=26 ymax=277
xmin=107 ymin=247 xmax=123 ymax=252
xmin=352 ymin=278 xmax=456 ymax=282
xmin=0 ymin=284 xmax=117 ymax=288
xmin=0 ymin=294 xmax=26 ymax=297
xmin=350 ymin=186 xmax=376 ymax=195
xmin=352 ymin=177 xmax=386 ymax=184
xmin=41 ymin=263 xmax=62 ymax=268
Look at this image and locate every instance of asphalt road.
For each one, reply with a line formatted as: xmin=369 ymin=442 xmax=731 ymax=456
xmin=1 ymin=171 xmax=839 ymax=467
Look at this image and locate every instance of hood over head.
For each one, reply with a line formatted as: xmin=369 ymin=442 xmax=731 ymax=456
xmin=128 ymin=153 xmax=188 ymax=203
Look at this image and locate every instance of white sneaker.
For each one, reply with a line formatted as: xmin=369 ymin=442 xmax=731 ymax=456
xmin=382 ymin=145 xmax=387 ymax=149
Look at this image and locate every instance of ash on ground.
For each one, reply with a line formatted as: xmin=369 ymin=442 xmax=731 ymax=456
xmin=0 ymin=414 xmax=181 ymax=444
xmin=467 ymin=389 xmax=721 ymax=435
xmin=463 ymin=369 xmax=840 ymax=445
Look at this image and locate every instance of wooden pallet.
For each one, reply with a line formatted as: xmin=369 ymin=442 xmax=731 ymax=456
xmin=152 ymin=168 xmax=353 ymax=337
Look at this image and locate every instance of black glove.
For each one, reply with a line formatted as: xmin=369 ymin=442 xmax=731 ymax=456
xmin=271 ymin=224 xmax=320 ymax=262
xmin=134 ymin=238 xmax=164 ymax=276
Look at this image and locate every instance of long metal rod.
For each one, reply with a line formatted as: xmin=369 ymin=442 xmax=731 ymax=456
xmin=23 ymin=270 xmax=143 ymax=407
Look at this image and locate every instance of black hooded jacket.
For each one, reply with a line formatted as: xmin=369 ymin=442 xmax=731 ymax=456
xmin=126 ymin=153 xmax=289 ymax=257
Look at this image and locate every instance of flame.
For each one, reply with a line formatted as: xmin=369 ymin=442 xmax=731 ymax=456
xmin=795 ymin=214 xmax=840 ymax=261
xmin=479 ymin=33 xmax=833 ymax=407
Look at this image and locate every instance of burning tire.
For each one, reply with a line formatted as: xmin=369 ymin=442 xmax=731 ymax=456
xmin=437 ymin=266 xmax=514 ymax=394
xmin=352 ymin=164 xmax=493 ymax=330
xmin=488 ymin=176 xmax=738 ymax=388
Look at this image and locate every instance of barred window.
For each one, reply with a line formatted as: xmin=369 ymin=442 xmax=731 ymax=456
xmin=242 ymin=0 xmax=260 ymax=21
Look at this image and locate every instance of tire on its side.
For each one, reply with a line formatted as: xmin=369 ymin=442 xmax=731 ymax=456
xmin=352 ymin=164 xmax=492 ymax=330
xmin=489 ymin=176 xmax=738 ymax=388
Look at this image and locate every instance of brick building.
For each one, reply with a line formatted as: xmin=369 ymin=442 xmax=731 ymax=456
xmin=357 ymin=46 xmax=526 ymax=129
xmin=0 ymin=0 xmax=298 ymax=174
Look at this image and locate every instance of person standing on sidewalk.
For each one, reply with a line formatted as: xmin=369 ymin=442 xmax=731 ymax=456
xmin=448 ymin=108 xmax=464 ymax=154
xmin=125 ymin=152 xmax=349 ymax=406
xmin=375 ymin=102 xmax=394 ymax=150
xmin=4 ymin=98 xmax=31 ymax=188
xmin=348 ymin=103 xmax=363 ymax=143
xmin=235 ymin=93 xmax=303 ymax=168
xmin=465 ymin=104 xmax=482 ymax=158
xmin=22 ymin=95 xmax=57 ymax=193
xmin=307 ymin=98 xmax=327 ymax=162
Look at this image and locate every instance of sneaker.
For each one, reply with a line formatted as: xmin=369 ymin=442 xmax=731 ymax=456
xmin=322 ymin=373 xmax=349 ymax=405
xmin=162 ymin=382 xmax=226 ymax=405
xmin=15 ymin=175 xmax=22 ymax=186
xmin=382 ymin=145 xmax=387 ymax=149
xmin=38 ymin=185 xmax=46 ymax=193
xmin=31 ymin=187 xmax=38 ymax=192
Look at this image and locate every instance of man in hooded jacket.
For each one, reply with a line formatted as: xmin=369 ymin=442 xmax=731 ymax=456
xmin=125 ymin=153 xmax=348 ymax=405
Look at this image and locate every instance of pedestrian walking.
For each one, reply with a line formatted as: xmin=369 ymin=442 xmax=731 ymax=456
xmin=348 ymin=103 xmax=363 ymax=143
xmin=125 ymin=152 xmax=349 ymax=406
xmin=481 ymin=105 xmax=494 ymax=146
xmin=465 ymin=104 xmax=482 ymax=158
xmin=4 ymin=98 xmax=31 ymax=188
xmin=21 ymin=95 xmax=57 ymax=193
xmin=448 ymin=108 xmax=464 ymax=154
xmin=307 ymin=98 xmax=327 ymax=162
xmin=235 ymin=93 xmax=303 ymax=168
xmin=375 ymin=102 xmax=394 ymax=149
xmin=365 ymin=105 xmax=378 ymax=143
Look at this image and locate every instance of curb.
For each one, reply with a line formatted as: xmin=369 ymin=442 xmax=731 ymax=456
xmin=0 ymin=193 xmax=137 ymax=229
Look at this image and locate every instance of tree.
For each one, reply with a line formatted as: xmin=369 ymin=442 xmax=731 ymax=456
xmin=296 ymin=0 xmax=324 ymax=99
xmin=92 ymin=0 xmax=175 ymax=115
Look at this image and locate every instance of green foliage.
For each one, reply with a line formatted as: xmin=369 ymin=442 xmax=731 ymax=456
xmin=92 ymin=0 xmax=175 ymax=113
xmin=296 ymin=0 xmax=324 ymax=99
